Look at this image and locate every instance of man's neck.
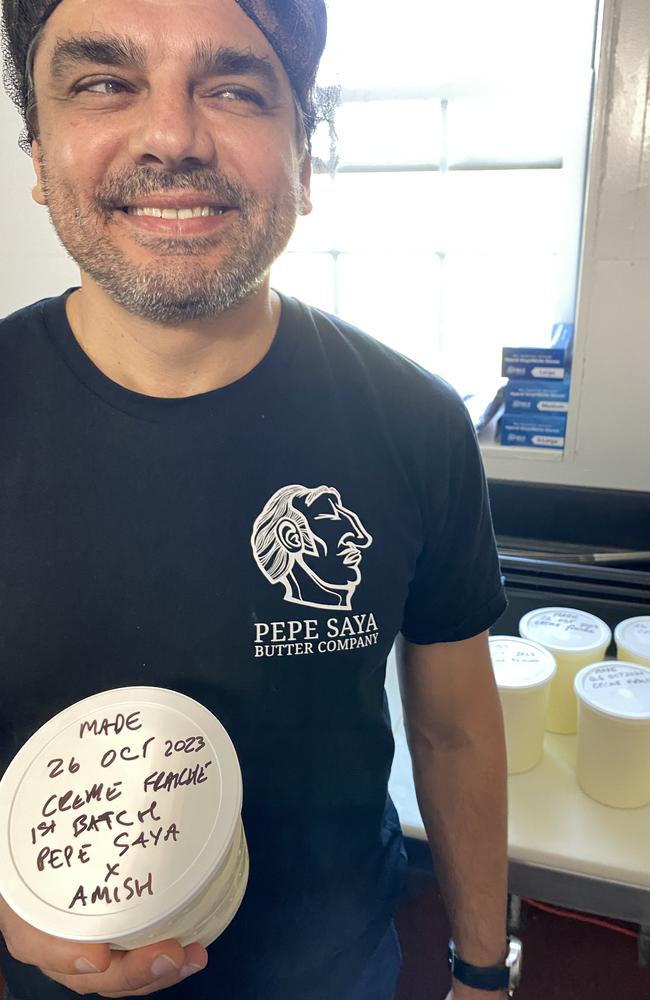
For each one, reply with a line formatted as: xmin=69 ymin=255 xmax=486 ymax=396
xmin=65 ymin=277 xmax=281 ymax=398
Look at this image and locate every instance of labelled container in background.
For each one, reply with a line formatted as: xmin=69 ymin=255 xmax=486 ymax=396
xmin=615 ymin=616 xmax=650 ymax=667
xmin=519 ymin=607 xmax=611 ymax=734
xmin=0 ymin=687 xmax=248 ymax=949
xmin=500 ymin=412 xmax=567 ymax=449
xmin=574 ymin=662 xmax=650 ymax=808
xmin=489 ymin=636 xmax=556 ymax=773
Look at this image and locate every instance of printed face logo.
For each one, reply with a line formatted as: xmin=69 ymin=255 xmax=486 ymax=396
xmin=251 ymin=485 xmax=373 ymax=610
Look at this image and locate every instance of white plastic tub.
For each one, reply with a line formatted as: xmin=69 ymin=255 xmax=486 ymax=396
xmin=574 ymin=662 xmax=650 ymax=809
xmin=489 ymin=636 xmax=556 ymax=773
xmin=0 ymin=687 xmax=248 ymax=948
xmin=615 ymin=616 xmax=650 ymax=668
xmin=519 ymin=607 xmax=611 ymax=734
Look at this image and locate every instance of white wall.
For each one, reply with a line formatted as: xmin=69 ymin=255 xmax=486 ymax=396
xmin=0 ymin=99 xmax=79 ymax=311
xmin=1 ymin=0 xmax=649 ymax=493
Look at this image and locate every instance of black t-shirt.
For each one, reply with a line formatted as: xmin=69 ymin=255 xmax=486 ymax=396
xmin=0 ymin=290 xmax=506 ymax=1000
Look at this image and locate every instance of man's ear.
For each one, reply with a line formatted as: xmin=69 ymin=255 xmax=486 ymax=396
xmin=31 ymin=140 xmax=47 ymax=205
xmin=298 ymin=155 xmax=312 ymax=217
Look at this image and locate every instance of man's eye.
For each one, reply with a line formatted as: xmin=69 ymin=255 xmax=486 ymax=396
xmin=74 ymin=79 xmax=129 ymax=96
xmin=208 ymin=87 xmax=265 ymax=108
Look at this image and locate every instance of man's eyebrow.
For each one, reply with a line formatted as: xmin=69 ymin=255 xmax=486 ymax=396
xmin=192 ymin=44 xmax=282 ymax=95
xmin=49 ymin=35 xmax=147 ymax=82
xmin=48 ymin=35 xmax=283 ymax=95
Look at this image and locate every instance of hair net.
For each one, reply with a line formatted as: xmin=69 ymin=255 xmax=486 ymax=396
xmin=1 ymin=0 xmax=330 ymax=153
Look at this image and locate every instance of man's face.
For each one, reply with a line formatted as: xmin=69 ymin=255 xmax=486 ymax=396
xmin=29 ymin=0 xmax=312 ymax=323
xmin=297 ymin=492 xmax=372 ymax=588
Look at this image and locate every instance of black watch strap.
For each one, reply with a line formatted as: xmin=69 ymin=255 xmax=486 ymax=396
xmin=448 ymin=941 xmax=510 ymax=992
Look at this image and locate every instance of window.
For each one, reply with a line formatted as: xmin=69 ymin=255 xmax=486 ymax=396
xmin=272 ymin=0 xmax=599 ymax=399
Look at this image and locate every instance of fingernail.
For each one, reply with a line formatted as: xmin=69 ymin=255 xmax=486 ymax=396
xmin=151 ymin=954 xmax=180 ymax=978
xmin=74 ymin=957 xmax=100 ymax=974
xmin=180 ymin=962 xmax=204 ymax=979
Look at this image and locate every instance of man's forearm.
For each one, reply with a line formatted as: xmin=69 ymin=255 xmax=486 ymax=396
xmin=408 ymin=713 xmax=508 ymax=967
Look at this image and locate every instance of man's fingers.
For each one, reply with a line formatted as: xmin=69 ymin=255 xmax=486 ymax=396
xmin=6 ymin=925 xmax=110 ymax=976
xmin=44 ymin=939 xmax=207 ymax=997
xmin=0 ymin=896 xmax=110 ymax=976
xmin=1 ymin=895 xmax=208 ymax=995
xmin=174 ymin=940 xmax=208 ymax=979
xmin=94 ymin=942 xmax=207 ymax=997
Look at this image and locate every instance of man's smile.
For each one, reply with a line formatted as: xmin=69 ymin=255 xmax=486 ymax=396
xmin=115 ymin=205 xmax=237 ymax=236
xmin=125 ymin=207 xmax=226 ymax=218
xmin=112 ymin=191 xmax=239 ymax=236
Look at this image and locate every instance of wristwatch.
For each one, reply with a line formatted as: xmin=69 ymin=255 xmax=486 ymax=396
xmin=448 ymin=936 xmax=522 ymax=996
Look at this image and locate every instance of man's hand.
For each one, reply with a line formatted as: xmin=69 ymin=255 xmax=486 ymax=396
xmin=0 ymin=895 xmax=208 ymax=996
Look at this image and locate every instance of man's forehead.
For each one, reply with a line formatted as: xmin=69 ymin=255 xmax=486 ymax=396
xmin=37 ymin=0 xmax=282 ymax=62
xmin=37 ymin=0 xmax=273 ymax=27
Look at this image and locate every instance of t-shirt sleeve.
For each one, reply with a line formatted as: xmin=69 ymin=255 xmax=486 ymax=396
xmin=400 ymin=393 xmax=507 ymax=645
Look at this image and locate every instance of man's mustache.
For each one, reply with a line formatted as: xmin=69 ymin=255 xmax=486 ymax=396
xmin=94 ymin=169 xmax=253 ymax=213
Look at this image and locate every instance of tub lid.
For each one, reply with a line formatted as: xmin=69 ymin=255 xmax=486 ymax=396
xmin=614 ymin=616 xmax=650 ymax=661
xmin=0 ymin=687 xmax=243 ymax=943
xmin=489 ymin=636 xmax=557 ymax=689
xmin=519 ymin=607 xmax=611 ymax=653
xmin=574 ymin=662 xmax=650 ymax=721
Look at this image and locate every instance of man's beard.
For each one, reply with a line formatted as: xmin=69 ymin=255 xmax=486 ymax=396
xmin=39 ymin=161 xmax=302 ymax=324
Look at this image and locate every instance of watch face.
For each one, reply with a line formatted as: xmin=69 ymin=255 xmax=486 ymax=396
xmin=447 ymin=937 xmax=523 ymax=995
xmin=507 ymin=937 xmax=523 ymax=989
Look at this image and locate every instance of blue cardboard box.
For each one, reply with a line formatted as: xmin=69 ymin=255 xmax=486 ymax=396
xmin=505 ymin=379 xmax=571 ymax=414
xmin=501 ymin=347 xmax=568 ymax=380
xmin=501 ymin=413 xmax=566 ymax=449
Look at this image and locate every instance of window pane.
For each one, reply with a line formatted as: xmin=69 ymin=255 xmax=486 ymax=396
xmin=441 ymin=253 xmax=560 ymax=389
xmin=271 ymin=253 xmax=336 ymax=314
xmin=276 ymin=0 xmax=600 ymax=408
xmin=337 ymin=253 xmax=442 ymax=371
xmin=335 ymin=100 xmax=442 ymax=167
xmin=333 ymin=173 xmax=442 ymax=252
xmin=320 ymin=1 xmax=597 ymax=91
xmin=443 ymin=170 xmax=563 ymax=253
xmin=447 ymin=95 xmax=565 ymax=167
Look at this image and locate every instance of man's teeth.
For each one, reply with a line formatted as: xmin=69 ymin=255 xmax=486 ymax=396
xmin=125 ymin=206 xmax=226 ymax=219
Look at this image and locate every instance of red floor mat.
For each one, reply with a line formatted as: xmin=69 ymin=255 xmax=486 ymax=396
xmin=395 ymin=889 xmax=650 ymax=1000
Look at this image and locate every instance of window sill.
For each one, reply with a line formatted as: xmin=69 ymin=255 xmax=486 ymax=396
xmin=480 ymin=443 xmax=564 ymax=462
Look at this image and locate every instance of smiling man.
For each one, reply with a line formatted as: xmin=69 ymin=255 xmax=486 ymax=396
xmin=0 ymin=1 xmax=517 ymax=999
xmin=31 ymin=23 xmax=309 ymax=328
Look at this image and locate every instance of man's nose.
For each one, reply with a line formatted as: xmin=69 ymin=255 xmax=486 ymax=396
xmin=127 ymin=89 xmax=217 ymax=170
